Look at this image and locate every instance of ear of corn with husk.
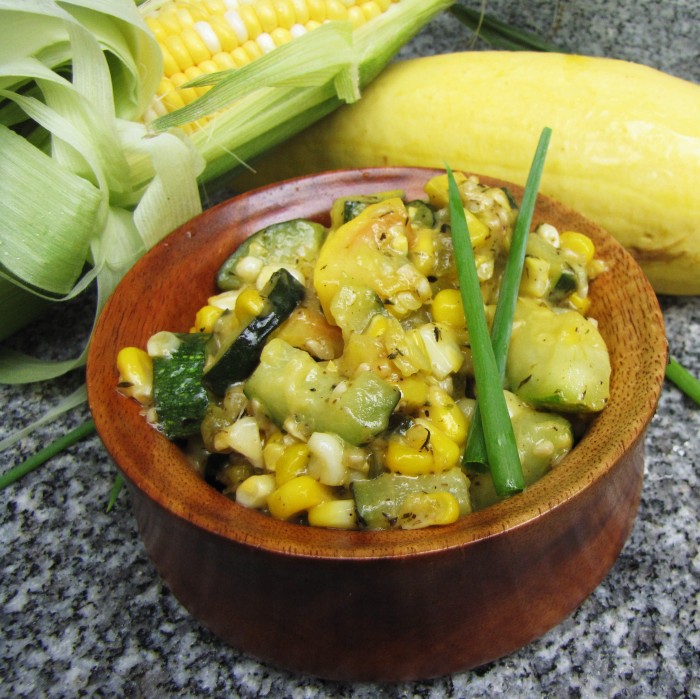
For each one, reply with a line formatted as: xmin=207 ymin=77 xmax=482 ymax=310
xmin=0 ymin=0 xmax=453 ymax=387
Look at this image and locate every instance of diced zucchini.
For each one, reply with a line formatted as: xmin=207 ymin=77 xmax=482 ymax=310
xmin=525 ymin=233 xmax=577 ymax=302
xmin=244 ymin=338 xmax=400 ymax=446
xmin=329 ymin=284 xmax=385 ymax=338
xmin=466 ymin=390 xmax=573 ymax=510
xmin=203 ymin=268 xmax=305 ymax=395
xmin=352 ymin=468 xmax=471 ymax=530
xmin=329 ymin=189 xmax=404 ymax=228
xmin=506 ymin=297 xmax=611 ymax=412
xmin=216 ymin=219 xmax=326 ymax=290
xmin=406 ymin=199 xmax=436 ymax=228
xmin=152 ymin=332 xmax=211 ymax=439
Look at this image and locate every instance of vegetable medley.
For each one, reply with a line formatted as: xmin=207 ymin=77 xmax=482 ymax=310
xmin=116 ymin=171 xmax=611 ymax=530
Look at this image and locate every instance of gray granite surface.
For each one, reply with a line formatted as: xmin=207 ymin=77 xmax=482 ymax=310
xmin=2 ymin=2 xmax=699 ymax=697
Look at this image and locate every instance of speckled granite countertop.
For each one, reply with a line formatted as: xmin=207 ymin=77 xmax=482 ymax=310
xmin=2 ymin=3 xmax=699 ymax=698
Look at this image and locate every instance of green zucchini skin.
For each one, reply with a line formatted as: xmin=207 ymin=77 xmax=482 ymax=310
xmin=406 ymin=199 xmax=436 ymax=228
xmin=244 ymin=338 xmax=401 ymax=446
xmin=216 ymin=219 xmax=326 ymax=291
xmin=352 ymin=468 xmax=471 ymax=530
xmin=152 ymin=332 xmax=211 ymax=440
xmin=203 ymin=268 xmax=305 ymax=396
xmin=525 ymin=234 xmax=576 ymax=302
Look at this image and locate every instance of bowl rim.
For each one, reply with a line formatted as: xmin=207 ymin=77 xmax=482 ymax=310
xmin=87 ymin=166 xmax=668 ymax=560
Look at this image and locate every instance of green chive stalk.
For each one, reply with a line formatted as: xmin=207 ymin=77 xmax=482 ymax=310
xmin=0 ymin=419 xmax=96 ymax=490
xmin=446 ymin=166 xmax=525 ymax=496
xmin=666 ymin=357 xmax=700 ymax=405
xmin=464 ymin=126 xmax=552 ymax=468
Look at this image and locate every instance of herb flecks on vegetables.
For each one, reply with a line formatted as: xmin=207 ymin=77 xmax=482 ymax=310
xmin=446 ymin=166 xmax=525 ymax=497
xmin=464 ymin=126 xmax=552 ymax=469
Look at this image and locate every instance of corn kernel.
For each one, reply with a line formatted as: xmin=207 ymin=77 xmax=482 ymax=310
xmin=347 ymin=6 xmax=365 ymax=27
xmin=275 ymin=442 xmax=310 ymax=485
xmin=307 ymin=499 xmax=357 ymax=529
xmin=410 ymin=227 xmax=435 ymax=276
xmin=272 ymin=0 xmax=296 ymax=28
xmin=145 ymin=17 xmax=168 ymax=43
xmin=385 ymin=438 xmax=433 ymax=476
xmin=360 ymin=1 xmax=382 ymax=21
xmin=116 ymin=347 xmax=153 ymax=405
xmin=235 ymin=287 xmax=266 ymax=323
xmin=569 ymin=292 xmax=592 ymax=315
xmin=537 ymin=222 xmax=560 ymax=248
xmin=207 ymin=16 xmax=240 ymax=51
xmin=169 ymin=71 xmax=198 ymax=106
xmin=202 ymin=0 xmax=226 ymax=12
xmin=191 ymin=304 xmax=224 ymax=333
xmin=236 ymin=473 xmax=276 ymax=509
xmin=270 ymin=26 xmax=293 ymax=45
xmin=306 ymin=0 xmax=328 ymax=22
xmin=241 ymin=39 xmax=264 ymax=61
xmin=464 ymin=209 xmax=490 ymax=247
xmin=307 ymin=431 xmax=346 ymax=486
xmin=288 ymin=0 xmax=310 ymax=24
xmin=432 ymin=288 xmax=465 ymax=328
xmin=156 ymin=9 xmax=183 ymax=36
xmin=179 ymin=25 xmax=211 ymax=65
xmin=212 ymin=50 xmax=239 ymax=70
xmin=193 ymin=20 xmax=222 ymax=53
xmin=560 ymin=231 xmax=595 ymax=264
xmin=397 ymin=491 xmax=460 ymax=529
xmin=365 ymin=314 xmax=389 ymax=338
xmin=519 ymin=256 xmax=551 ymax=298
xmin=404 ymin=422 xmax=431 ymax=451
xmin=146 ymin=330 xmax=181 ymax=358
xmin=326 ymin=0 xmax=349 ymax=20
xmin=215 ymin=416 xmax=264 ymax=468
xmin=253 ymin=0 xmax=279 ymax=32
xmin=183 ymin=65 xmax=210 ymax=98
xmin=424 ymin=171 xmax=467 ymax=208
xmin=396 ymin=376 xmax=429 ymax=410
xmin=418 ymin=420 xmax=461 ymax=472
xmin=262 ymin=431 xmax=287 ymax=470
xmin=224 ymin=9 xmax=249 ymax=43
xmin=159 ymin=78 xmax=186 ymax=111
xmin=267 ymin=475 xmax=333 ymax=520
xmin=174 ymin=6 xmax=196 ymax=26
xmin=236 ymin=5 xmax=264 ymax=39
xmin=423 ymin=387 xmax=468 ymax=446
xmin=164 ymin=34 xmax=195 ymax=73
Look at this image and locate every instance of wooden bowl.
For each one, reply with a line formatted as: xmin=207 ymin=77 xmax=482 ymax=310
xmin=86 ymin=168 xmax=667 ymax=682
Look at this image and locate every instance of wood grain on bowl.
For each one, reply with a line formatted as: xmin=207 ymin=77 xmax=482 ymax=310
xmin=86 ymin=168 xmax=667 ymax=681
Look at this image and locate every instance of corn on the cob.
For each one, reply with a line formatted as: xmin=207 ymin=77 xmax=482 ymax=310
xmin=141 ymin=0 xmax=400 ymax=131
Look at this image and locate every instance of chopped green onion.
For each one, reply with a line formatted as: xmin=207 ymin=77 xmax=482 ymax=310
xmin=666 ymin=357 xmax=700 ymax=405
xmin=0 ymin=419 xmax=96 ymax=490
xmin=446 ymin=166 xmax=525 ymax=496
xmin=464 ymin=126 xmax=552 ymax=469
